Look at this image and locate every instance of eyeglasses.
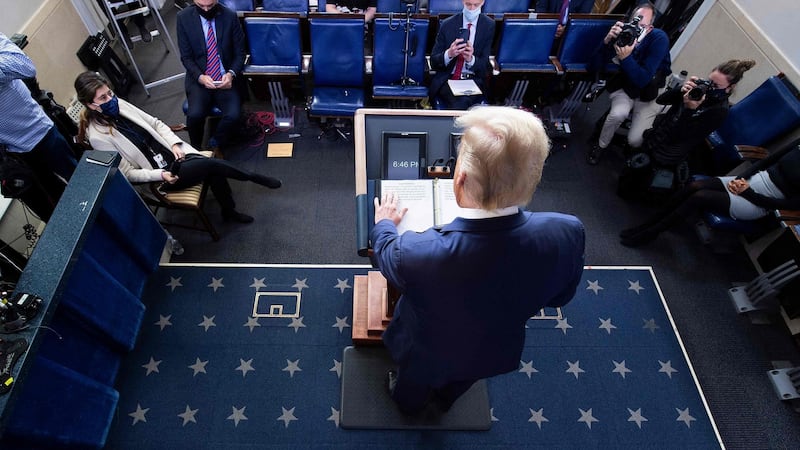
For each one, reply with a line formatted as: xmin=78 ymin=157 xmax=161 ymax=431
xmin=93 ymin=90 xmax=115 ymax=105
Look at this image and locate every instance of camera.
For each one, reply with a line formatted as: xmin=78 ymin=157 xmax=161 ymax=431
xmin=613 ymin=15 xmax=642 ymax=47
xmin=688 ymin=78 xmax=714 ymax=100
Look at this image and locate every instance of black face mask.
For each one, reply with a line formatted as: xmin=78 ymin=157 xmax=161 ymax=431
xmin=196 ymin=4 xmax=219 ymax=20
xmin=705 ymin=88 xmax=730 ymax=102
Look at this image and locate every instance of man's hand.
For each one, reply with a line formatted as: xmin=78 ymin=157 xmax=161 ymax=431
xmin=374 ymin=192 xmax=407 ymax=226
xmin=217 ymin=72 xmax=234 ymax=90
xmin=604 ymin=22 xmax=623 ymax=45
xmin=613 ymin=43 xmax=634 ymax=60
xmin=199 ymin=74 xmax=218 ymax=89
xmin=447 ymin=38 xmax=468 ymax=59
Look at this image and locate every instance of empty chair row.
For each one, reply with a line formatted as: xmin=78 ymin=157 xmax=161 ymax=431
xmin=220 ymin=0 xmax=533 ymax=15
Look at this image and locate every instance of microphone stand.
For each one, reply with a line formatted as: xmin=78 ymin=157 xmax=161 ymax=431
xmin=389 ymin=1 xmax=418 ymax=86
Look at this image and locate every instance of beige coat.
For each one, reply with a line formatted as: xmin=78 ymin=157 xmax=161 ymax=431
xmin=85 ymin=98 xmax=200 ymax=183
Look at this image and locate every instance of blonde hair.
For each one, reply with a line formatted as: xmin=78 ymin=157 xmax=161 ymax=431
xmin=454 ymin=106 xmax=550 ymax=210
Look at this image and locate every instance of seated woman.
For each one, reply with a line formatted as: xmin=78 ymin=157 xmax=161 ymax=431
xmin=617 ymin=59 xmax=755 ymax=200
xmin=620 ymin=143 xmax=800 ymax=247
xmin=75 ymin=71 xmax=281 ymax=224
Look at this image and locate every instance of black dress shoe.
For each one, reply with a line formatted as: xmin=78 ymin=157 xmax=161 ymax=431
xmin=222 ymin=211 xmax=254 ymax=224
xmin=587 ymin=144 xmax=603 ymax=166
xmin=252 ymin=174 xmax=282 ymax=189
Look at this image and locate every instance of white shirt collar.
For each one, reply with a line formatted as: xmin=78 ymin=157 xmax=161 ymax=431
xmin=458 ymin=206 xmax=519 ymax=219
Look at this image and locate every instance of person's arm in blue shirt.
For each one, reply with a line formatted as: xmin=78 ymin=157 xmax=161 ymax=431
xmin=0 ymin=34 xmax=36 ymax=84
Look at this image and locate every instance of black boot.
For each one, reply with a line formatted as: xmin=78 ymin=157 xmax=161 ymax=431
xmin=222 ymin=210 xmax=254 ymax=223
xmin=251 ymin=174 xmax=282 ymax=189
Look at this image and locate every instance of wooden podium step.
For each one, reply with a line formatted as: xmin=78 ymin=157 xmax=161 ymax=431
xmin=352 ymin=271 xmax=395 ymax=346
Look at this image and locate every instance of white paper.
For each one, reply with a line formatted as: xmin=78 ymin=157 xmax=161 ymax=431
xmin=435 ymin=179 xmax=469 ymax=226
xmin=380 ymin=179 xmax=435 ymax=234
xmin=447 ymin=79 xmax=482 ymax=96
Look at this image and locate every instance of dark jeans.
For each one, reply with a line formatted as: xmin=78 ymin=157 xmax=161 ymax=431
xmin=17 ymin=126 xmax=78 ymax=221
xmin=185 ymin=83 xmax=241 ymax=149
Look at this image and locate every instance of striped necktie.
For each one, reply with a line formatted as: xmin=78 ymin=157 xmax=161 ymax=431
xmin=451 ymin=22 xmax=472 ymax=80
xmin=205 ymin=20 xmax=222 ymax=81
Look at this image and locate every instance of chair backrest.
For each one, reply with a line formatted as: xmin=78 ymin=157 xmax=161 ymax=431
xmin=309 ymin=18 xmax=365 ymax=86
xmin=219 ymin=0 xmax=255 ymax=12
xmin=377 ymin=0 xmax=418 ymax=13
xmin=317 ymin=0 xmax=327 ymax=11
xmin=557 ymin=18 xmax=617 ymax=72
xmin=244 ymin=17 xmax=302 ymax=72
xmin=713 ymin=75 xmax=800 ymax=149
xmin=484 ymin=0 xmax=530 ymax=15
xmin=261 ymin=0 xmax=309 ymax=14
xmin=372 ymin=18 xmax=429 ymax=85
xmin=496 ymin=18 xmax=558 ymax=71
xmin=428 ymin=0 xmax=464 ymax=15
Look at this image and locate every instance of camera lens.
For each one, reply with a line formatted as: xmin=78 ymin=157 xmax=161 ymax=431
xmin=688 ymin=87 xmax=705 ymax=101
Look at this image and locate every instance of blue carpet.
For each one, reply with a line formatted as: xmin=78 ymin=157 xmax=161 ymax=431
xmin=105 ymin=265 xmax=723 ymax=449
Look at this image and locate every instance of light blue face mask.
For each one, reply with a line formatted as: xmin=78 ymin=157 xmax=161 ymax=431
xmin=463 ymin=6 xmax=481 ymax=23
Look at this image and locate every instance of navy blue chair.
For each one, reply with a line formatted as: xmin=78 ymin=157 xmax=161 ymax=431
xmin=372 ymin=17 xmax=430 ymax=101
xmin=428 ymin=0 xmax=464 ymax=15
xmin=706 ymin=74 xmax=800 ymax=174
xmin=243 ymin=17 xmax=302 ymax=75
xmin=260 ymin=0 xmax=309 ymax=14
xmin=219 ymin=0 xmax=255 ymax=12
xmin=377 ymin=0 xmax=418 ymax=13
xmin=554 ymin=17 xmax=620 ymax=74
xmin=484 ymin=0 xmax=530 ymax=16
xmin=317 ymin=0 xmax=327 ymax=11
xmin=496 ymin=18 xmax=559 ymax=73
xmin=308 ymin=17 xmax=365 ymax=119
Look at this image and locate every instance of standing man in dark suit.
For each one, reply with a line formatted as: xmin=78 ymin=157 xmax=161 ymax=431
xmin=177 ymin=0 xmax=246 ymax=152
xmin=429 ymin=0 xmax=495 ymax=110
xmin=372 ymin=106 xmax=586 ymax=415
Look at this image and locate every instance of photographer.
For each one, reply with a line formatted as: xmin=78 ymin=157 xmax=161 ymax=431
xmin=587 ymin=2 xmax=671 ymax=165
xmin=617 ymin=60 xmax=756 ymax=200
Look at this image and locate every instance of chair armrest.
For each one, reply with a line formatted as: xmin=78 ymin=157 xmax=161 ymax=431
xmin=735 ymin=145 xmax=768 ymax=160
xmin=549 ymin=56 xmax=564 ymax=75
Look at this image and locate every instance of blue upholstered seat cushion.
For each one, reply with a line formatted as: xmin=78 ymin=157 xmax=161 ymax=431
xmin=372 ymin=85 xmax=429 ymax=99
xmin=311 ymin=87 xmax=365 ymax=116
xmin=559 ymin=19 xmax=619 ymax=73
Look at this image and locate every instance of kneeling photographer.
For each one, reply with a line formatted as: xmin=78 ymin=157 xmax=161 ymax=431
xmin=618 ymin=59 xmax=756 ymax=202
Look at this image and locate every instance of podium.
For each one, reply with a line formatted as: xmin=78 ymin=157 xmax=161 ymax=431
xmin=352 ymin=271 xmax=399 ymax=345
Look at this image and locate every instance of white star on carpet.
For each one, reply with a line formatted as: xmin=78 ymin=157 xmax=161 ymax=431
xmin=577 ymin=408 xmax=599 ymax=429
xmin=128 ymin=403 xmax=149 ymax=425
xmin=628 ymin=280 xmax=645 ymax=294
xmin=327 ymin=407 xmax=340 ymax=428
xmin=142 ymin=357 xmax=161 ymax=376
xmin=627 ymin=408 xmax=648 ymax=428
xmin=566 ymin=360 xmax=585 ymax=379
xmin=154 ymin=314 xmax=172 ymax=331
xmin=642 ymin=318 xmax=660 ymax=333
xmin=612 ymin=360 xmax=632 ymax=379
xmin=207 ymin=277 xmax=224 ymax=292
xmin=528 ymin=408 xmax=548 ymax=429
xmin=334 ymin=278 xmax=351 ymax=293
xmin=598 ymin=317 xmax=617 ymax=334
xmin=555 ymin=318 xmax=573 ymax=334
xmin=277 ymin=406 xmax=298 ymax=428
xmin=288 ymin=316 xmax=306 ymax=333
xmin=178 ymin=405 xmax=198 ymax=426
xmin=166 ymin=276 xmax=182 ymax=292
xmin=283 ymin=359 xmax=302 ymax=378
xmin=519 ymin=360 xmax=539 ymax=379
xmin=676 ymin=407 xmax=696 ymax=428
xmin=188 ymin=358 xmax=208 ymax=376
xmin=658 ymin=360 xmax=678 ymax=379
xmin=243 ymin=316 xmax=261 ymax=332
xmin=330 ymin=359 xmax=342 ymax=378
xmin=227 ymin=406 xmax=248 ymax=427
xmin=586 ymin=280 xmax=603 ymax=295
xmin=250 ymin=277 xmax=266 ymax=290
xmin=236 ymin=358 xmax=255 ymax=378
xmin=332 ymin=316 xmax=350 ymax=333
xmin=490 ymin=407 xmax=499 ymax=422
xmin=293 ymin=278 xmax=309 ymax=291
xmin=198 ymin=315 xmax=216 ymax=331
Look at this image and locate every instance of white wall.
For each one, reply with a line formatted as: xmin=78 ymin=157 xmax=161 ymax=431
xmin=1 ymin=0 xmax=46 ymax=36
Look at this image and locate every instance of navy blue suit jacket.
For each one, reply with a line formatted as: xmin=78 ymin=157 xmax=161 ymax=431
xmin=429 ymin=13 xmax=495 ymax=101
xmin=534 ymin=0 xmax=594 ymax=14
xmin=176 ymin=4 xmax=246 ymax=89
xmin=371 ymin=210 xmax=585 ymax=387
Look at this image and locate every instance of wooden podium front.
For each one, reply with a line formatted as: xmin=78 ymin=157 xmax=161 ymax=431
xmin=352 ymin=271 xmax=399 ymax=345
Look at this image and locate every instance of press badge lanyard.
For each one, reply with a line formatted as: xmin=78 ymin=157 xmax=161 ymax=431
xmin=115 ymin=117 xmax=169 ymax=169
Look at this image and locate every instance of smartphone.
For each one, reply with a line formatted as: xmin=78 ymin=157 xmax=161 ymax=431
xmin=457 ymin=27 xmax=470 ymax=44
xmin=86 ymin=150 xmax=117 ymax=167
xmin=212 ymin=80 xmax=223 ymax=86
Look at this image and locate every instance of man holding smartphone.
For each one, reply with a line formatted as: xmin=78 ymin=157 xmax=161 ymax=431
xmin=429 ymin=0 xmax=494 ymax=110
xmin=177 ymin=0 xmax=246 ymax=153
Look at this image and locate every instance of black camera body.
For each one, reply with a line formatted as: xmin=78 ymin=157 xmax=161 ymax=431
xmin=688 ymin=78 xmax=714 ymax=101
xmin=613 ymin=15 xmax=642 ymax=47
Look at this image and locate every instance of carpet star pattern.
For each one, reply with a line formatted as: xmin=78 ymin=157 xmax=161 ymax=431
xmin=109 ymin=268 xmax=719 ymax=448
xmin=334 ymin=278 xmax=351 ymax=293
